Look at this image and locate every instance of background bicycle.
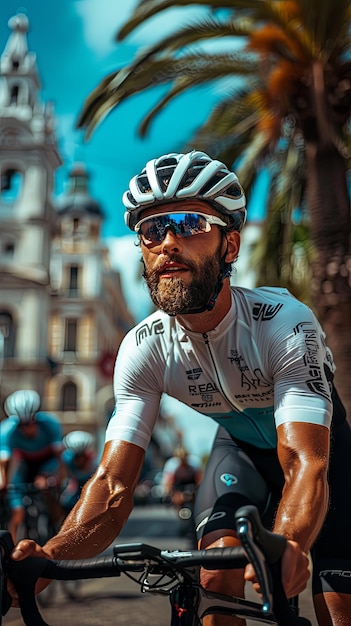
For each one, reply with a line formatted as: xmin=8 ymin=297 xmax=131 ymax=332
xmin=2 ymin=483 xmax=62 ymax=548
xmin=4 ymin=484 xmax=80 ymax=608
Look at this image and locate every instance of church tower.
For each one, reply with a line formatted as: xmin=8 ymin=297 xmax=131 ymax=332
xmin=0 ymin=14 xmax=61 ymax=397
xmin=48 ymin=163 xmax=134 ymax=434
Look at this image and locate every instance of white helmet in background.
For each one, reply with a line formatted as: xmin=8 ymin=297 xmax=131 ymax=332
xmin=123 ymin=150 xmax=246 ymax=232
xmin=63 ymin=430 xmax=95 ymax=454
xmin=4 ymin=389 xmax=41 ymax=423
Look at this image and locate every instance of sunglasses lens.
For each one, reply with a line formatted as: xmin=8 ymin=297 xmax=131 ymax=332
xmin=138 ymin=213 xmax=211 ymax=244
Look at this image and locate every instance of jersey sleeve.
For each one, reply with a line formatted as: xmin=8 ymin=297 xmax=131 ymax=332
xmin=105 ymin=319 xmax=166 ymax=450
xmin=268 ymin=296 xmax=333 ymax=429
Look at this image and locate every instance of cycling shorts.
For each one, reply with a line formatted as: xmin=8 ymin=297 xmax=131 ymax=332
xmin=194 ymin=419 xmax=351 ymax=596
xmin=194 ymin=426 xmax=282 ymax=539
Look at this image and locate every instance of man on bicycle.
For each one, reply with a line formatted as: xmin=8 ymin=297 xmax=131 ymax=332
xmin=162 ymin=446 xmax=202 ymax=507
xmin=0 ymin=389 xmax=64 ymax=541
xmin=12 ymin=151 xmax=351 ymax=625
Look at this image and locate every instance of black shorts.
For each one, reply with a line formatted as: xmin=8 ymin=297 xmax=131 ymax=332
xmin=194 ymin=418 xmax=351 ymax=596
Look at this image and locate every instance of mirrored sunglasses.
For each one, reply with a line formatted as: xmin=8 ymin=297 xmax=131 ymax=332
xmin=134 ymin=212 xmax=227 ymax=245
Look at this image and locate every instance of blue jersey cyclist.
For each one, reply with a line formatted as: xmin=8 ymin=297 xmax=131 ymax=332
xmin=0 ymin=389 xmax=63 ymax=541
xmin=11 ymin=151 xmax=351 ymax=626
xmin=60 ymin=431 xmax=97 ymax=514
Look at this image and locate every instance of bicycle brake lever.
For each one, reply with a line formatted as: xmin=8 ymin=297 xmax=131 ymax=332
xmin=236 ymin=517 xmax=273 ymax=615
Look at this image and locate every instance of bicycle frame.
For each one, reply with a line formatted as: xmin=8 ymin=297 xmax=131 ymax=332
xmin=5 ymin=483 xmax=62 ymax=546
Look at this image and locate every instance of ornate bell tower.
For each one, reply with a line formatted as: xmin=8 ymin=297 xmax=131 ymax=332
xmin=0 ymin=14 xmax=61 ymax=399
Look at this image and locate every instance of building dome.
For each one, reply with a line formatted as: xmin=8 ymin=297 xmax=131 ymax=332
xmin=56 ymin=163 xmax=104 ymax=217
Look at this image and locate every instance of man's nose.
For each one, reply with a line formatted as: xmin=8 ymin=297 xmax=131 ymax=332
xmin=160 ymin=228 xmax=183 ymax=253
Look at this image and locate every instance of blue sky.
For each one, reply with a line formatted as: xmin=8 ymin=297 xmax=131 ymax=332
xmin=1 ymin=0 xmax=228 ymax=239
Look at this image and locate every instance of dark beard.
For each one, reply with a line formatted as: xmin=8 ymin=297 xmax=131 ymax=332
xmin=144 ymin=251 xmax=222 ymax=316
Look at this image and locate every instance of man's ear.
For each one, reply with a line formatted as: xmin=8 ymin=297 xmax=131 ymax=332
xmin=224 ymin=230 xmax=241 ymax=263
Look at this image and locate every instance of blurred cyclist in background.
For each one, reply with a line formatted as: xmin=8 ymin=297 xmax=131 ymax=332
xmin=60 ymin=430 xmax=97 ymax=516
xmin=162 ymin=447 xmax=202 ymax=506
xmin=0 ymin=389 xmax=63 ymax=541
xmin=163 ymin=447 xmax=202 ymax=546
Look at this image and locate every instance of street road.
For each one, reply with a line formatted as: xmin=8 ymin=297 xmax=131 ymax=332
xmin=3 ymin=505 xmax=318 ymax=626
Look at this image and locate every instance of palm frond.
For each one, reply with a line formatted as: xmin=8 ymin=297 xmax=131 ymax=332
xmin=117 ymin=0 xmax=262 ymax=41
xmin=136 ymin=55 xmax=259 ymax=136
xmin=78 ymin=51 xmax=258 ymax=136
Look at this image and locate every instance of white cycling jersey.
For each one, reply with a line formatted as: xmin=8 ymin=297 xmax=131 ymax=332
xmin=106 ymin=286 xmax=334 ymax=450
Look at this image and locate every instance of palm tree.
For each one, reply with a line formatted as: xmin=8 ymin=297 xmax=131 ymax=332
xmin=78 ymin=0 xmax=351 ymax=416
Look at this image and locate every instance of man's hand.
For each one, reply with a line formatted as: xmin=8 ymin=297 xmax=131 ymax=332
xmin=244 ymin=539 xmax=310 ymax=598
xmin=9 ymin=539 xmax=52 ymax=607
xmin=11 ymin=538 xmax=49 ymax=561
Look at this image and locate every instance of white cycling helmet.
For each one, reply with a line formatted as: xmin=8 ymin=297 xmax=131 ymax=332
xmin=4 ymin=389 xmax=41 ymax=423
xmin=123 ymin=150 xmax=246 ymax=232
xmin=63 ymin=430 xmax=95 ymax=454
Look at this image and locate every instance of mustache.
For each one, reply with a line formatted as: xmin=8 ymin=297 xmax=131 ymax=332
xmin=145 ymin=254 xmax=195 ymax=279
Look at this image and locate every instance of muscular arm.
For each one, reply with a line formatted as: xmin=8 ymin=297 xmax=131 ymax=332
xmin=245 ymin=421 xmax=329 ymax=598
xmin=0 ymin=458 xmax=9 ymax=489
xmin=42 ymin=440 xmax=145 ymax=559
xmin=273 ymin=422 xmax=330 ymax=552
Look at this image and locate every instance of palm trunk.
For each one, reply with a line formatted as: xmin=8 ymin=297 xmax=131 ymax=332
xmin=305 ymin=140 xmax=351 ymax=420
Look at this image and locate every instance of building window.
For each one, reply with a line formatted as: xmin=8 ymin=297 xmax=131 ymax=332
xmin=68 ymin=266 xmax=79 ymax=296
xmin=0 ymin=311 xmax=15 ymax=358
xmin=0 ymin=167 xmax=23 ymax=201
xmin=10 ymin=85 xmax=19 ymax=104
xmin=0 ymin=237 xmax=15 ymax=260
xmin=64 ymin=319 xmax=77 ymax=352
xmin=60 ymin=381 xmax=77 ymax=411
xmin=72 ymin=217 xmax=88 ymax=239
xmin=4 ymin=241 xmax=15 ymax=256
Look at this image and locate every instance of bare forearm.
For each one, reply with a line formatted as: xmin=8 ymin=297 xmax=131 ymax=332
xmin=0 ymin=460 xmax=9 ymax=488
xmin=274 ymin=422 xmax=330 ymax=552
xmin=44 ymin=440 xmax=144 ymax=559
xmin=273 ymin=470 xmax=329 ymax=552
xmin=44 ymin=476 xmax=132 ymax=558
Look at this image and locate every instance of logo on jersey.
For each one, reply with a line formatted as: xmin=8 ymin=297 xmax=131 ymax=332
xmin=253 ymin=302 xmax=283 ymax=321
xmin=135 ymin=319 xmax=164 ymax=346
xmin=220 ymin=473 xmax=238 ymax=487
xmin=189 ymin=382 xmax=219 ymax=397
xmin=191 ymin=401 xmax=221 ymax=409
xmin=228 ymin=350 xmax=272 ymax=395
xmin=294 ymin=321 xmax=330 ymax=400
xmin=186 ymin=368 xmax=202 ymax=380
xmin=189 ymin=382 xmax=222 ymax=408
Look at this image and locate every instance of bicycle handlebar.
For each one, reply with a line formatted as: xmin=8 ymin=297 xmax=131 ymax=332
xmin=0 ymin=505 xmax=311 ymax=626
